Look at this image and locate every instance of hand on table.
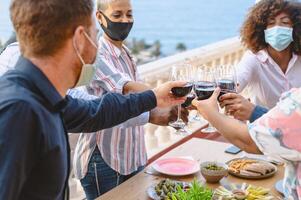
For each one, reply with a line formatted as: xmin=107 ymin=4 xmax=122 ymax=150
xmin=219 ymin=93 xmax=255 ymax=121
xmin=149 ymin=106 xmax=189 ymax=126
xmin=152 ymin=81 xmax=187 ymax=108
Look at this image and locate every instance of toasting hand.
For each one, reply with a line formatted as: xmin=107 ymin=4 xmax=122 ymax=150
xmin=219 ymin=93 xmax=255 ymax=121
xmin=152 ymin=81 xmax=187 ymax=108
xmin=149 ymin=106 xmax=189 ymax=126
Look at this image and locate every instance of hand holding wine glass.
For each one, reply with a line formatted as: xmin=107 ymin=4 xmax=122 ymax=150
xmin=194 ymin=68 xmax=218 ymax=133
xmin=192 ymin=87 xmax=221 ymax=120
xmin=219 ymin=93 xmax=256 ymax=121
xmin=152 ymin=81 xmax=187 ymax=108
xmin=168 ymin=64 xmax=193 ymax=133
xmin=216 ymin=65 xmax=237 ymax=101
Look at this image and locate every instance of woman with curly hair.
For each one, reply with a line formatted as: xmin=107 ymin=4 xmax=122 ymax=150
xmin=220 ymin=0 xmax=301 ymax=122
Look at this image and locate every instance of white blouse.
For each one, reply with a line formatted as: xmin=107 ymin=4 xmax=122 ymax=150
xmin=236 ymin=50 xmax=301 ymax=109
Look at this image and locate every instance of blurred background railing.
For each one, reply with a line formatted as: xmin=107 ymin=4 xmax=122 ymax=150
xmin=69 ymin=36 xmax=245 ymax=199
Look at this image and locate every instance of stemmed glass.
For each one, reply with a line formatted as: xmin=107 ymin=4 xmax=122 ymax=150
xmin=216 ymin=65 xmax=241 ymax=151
xmin=216 ymin=65 xmax=237 ymax=101
xmin=216 ymin=65 xmax=238 ymax=118
xmin=194 ymin=68 xmax=218 ymax=133
xmin=189 ymin=67 xmax=205 ymax=123
xmin=168 ymin=64 xmax=193 ymax=135
xmin=181 ymin=64 xmax=196 ymax=109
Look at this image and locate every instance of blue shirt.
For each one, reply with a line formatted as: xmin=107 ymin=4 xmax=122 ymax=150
xmin=0 ymin=57 xmax=157 ymax=200
xmin=249 ymin=105 xmax=269 ymax=122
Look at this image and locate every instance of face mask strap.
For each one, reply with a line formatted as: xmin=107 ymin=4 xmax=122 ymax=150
xmin=98 ymin=10 xmax=132 ymax=26
xmin=97 ymin=10 xmax=133 ymax=41
xmin=98 ymin=10 xmax=107 ymax=21
xmin=83 ymin=31 xmax=98 ymax=49
xmin=97 ymin=11 xmax=108 ymax=25
xmin=72 ymin=37 xmax=86 ymax=66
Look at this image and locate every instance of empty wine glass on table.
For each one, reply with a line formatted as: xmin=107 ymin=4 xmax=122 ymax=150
xmin=194 ymin=68 xmax=218 ymax=133
xmin=169 ymin=64 xmax=193 ymax=135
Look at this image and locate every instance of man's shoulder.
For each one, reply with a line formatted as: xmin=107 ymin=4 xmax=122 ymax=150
xmin=0 ymin=72 xmax=44 ymax=113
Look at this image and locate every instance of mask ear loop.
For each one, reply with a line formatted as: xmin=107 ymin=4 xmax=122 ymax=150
xmin=83 ymin=31 xmax=98 ymax=49
xmin=97 ymin=11 xmax=111 ymax=27
xmin=72 ymin=36 xmax=86 ymax=66
xmin=97 ymin=10 xmax=106 ymax=21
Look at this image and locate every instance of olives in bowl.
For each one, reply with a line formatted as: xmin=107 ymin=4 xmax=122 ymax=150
xmin=200 ymin=162 xmax=228 ymax=183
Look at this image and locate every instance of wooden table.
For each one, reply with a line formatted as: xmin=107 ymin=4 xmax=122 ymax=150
xmin=100 ymin=138 xmax=284 ymax=200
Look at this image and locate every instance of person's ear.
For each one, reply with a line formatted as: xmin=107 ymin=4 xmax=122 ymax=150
xmin=73 ymin=26 xmax=87 ymax=55
xmin=96 ymin=11 xmax=107 ymax=27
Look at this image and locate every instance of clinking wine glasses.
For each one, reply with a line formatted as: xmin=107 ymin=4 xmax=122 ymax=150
xmin=194 ymin=68 xmax=217 ymax=133
xmin=216 ymin=65 xmax=237 ymax=101
xmin=169 ymin=64 xmax=193 ymax=134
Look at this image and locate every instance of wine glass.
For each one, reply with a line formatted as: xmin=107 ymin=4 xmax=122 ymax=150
xmin=216 ymin=65 xmax=237 ymax=101
xmin=194 ymin=68 xmax=218 ymax=133
xmin=169 ymin=64 xmax=193 ymax=134
xmin=181 ymin=64 xmax=196 ymax=109
xmin=189 ymin=67 xmax=205 ymax=122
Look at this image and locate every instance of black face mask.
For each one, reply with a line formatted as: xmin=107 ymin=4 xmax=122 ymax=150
xmin=100 ymin=13 xmax=133 ymax=41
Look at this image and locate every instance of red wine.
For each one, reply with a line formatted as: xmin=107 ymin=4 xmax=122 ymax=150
xmin=194 ymin=81 xmax=215 ymax=100
xmin=171 ymin=83 xmax=193 ymax=97
xmin=172 ymin=124 xmax=185 ymax=130
xmin=181 ymin=93 xmax=196 ymax=107
xmin=217 ymin=79 xmax=236 ymax=100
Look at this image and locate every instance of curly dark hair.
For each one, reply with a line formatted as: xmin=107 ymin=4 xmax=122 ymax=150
xmin=240 ymin=0 xmax=301 ymax=55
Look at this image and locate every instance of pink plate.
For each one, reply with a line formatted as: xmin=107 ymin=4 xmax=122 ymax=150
xmin=152 ymin=157 xmax=200 ymax=176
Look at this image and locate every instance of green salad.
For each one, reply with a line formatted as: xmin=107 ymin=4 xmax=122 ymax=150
xmin=171 ymin=179 xmax=213 ymax=200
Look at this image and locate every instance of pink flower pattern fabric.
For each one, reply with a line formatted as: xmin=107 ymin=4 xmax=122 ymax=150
xmin=249 ymin=88 xmax=301 ymax=200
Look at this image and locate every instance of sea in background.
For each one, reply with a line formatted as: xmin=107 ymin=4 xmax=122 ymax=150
xmin=0 ymin=0 xmax=254 ymax=55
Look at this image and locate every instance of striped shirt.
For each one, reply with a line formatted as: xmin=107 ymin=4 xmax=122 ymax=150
xmin=73 ymin=37 xmax=149 ymax=179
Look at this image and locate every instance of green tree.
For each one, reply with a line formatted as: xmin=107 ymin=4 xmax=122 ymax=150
xmin=130 ymin=38 xmax=151 ymax=55
xmin=176 ymin=42 xmax=187 ymax=52
xmin=152 ymin=40 xmax=161 ymax=57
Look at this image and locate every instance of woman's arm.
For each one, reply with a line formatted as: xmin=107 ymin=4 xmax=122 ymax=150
xmin=192 ymin=88 xmax=261 ymax=154
xmin=236 ymin=51 xmax=257 ymax=93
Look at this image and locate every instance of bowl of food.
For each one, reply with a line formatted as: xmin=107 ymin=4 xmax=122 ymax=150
xmin=232 ymin=189 xmax=248 ymax=200
xmin=200 ymin=162 xmax=228 ymax=183
xmin=213 ymin=183 xmax=273 ymax=200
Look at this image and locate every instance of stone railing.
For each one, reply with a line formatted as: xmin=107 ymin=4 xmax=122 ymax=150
xmin=138 ymin=36 xmax=245 ymax=158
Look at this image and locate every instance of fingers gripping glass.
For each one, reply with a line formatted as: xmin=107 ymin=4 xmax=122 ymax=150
xmin=216 ymin=65 xmax=238 ymax=101
xmin=169 ymin=65 xmax=193 ymax=135
xmin=194 ymin=68 xmax=217 ymax=133
xmin=187 ymin=67 xmax=203 ymax=122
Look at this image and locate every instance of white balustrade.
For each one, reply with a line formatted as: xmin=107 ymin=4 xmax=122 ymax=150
xmin=144 ymin=123 xmax=159 ymax=150
xmin=155 ymin=126 xmax=171 ymax=144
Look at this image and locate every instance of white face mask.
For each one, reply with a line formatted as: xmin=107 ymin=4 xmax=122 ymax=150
xmin=264 ymin=26 xmax=294 ymax=52
xmin=73 ymin=31 xmax=97 ymax=87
